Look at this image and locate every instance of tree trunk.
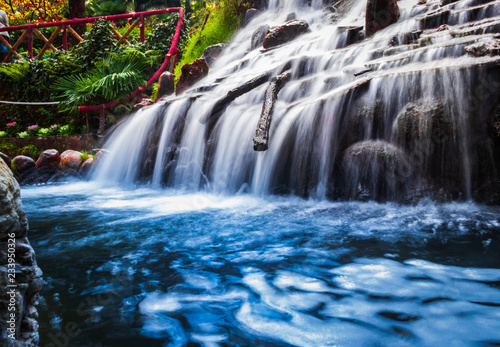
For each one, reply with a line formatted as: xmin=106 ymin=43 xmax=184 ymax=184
xmin=69 ymin=0 xmax=86 ymax=38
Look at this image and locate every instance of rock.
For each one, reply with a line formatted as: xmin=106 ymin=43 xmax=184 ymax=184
xmin=365 ymin=0 xmax=400 ymax=36
xmin=338 ymin=26 xmax=365 ymax=47
xmin=59 ymin=150 xmax=83 ymax=171
xmin=285 ymin=12 xmax=296 ymax=22
xmin=48 ymin=168 xmax=82 ymax=183
xmin=80 ymin=157 xmax=94 ymax=176
xmin=262 ymin=20 xmax=310 ymax=49
xmin=251 ymin=24 xmax=270 ymax=50
xmin=157 ymin=71 xmax=175 ymax=98
xmin=201 ymin=44 xmax=228 ymax=67
xmin=12 ymin=156 xmax=35 ymax=174
xmin=488 ymin=104 xmax=500 ymax=142
xmin=0 ymin=158 xmax=42 ymax=346
xmin=35 ymin=149 xmax=59 ymax=169
xmin=244 ymin=8 xmax=258 ymax=26
xmin=342 ymin=140 xmax=411 ymax=201
xmin=465 ymin=38 xmax=500 ymax=57
xmin=94 ymin=149 xmax=110 ymax=163
xmin=132 ymin=98 xmax=155 ymax=111
xmin=176 ymin=58 xmax=210 ymax=95
xmin=0 ymin=152 xmax=11 ymax=168
xmin=437 ymin=24 xmax=449 ymax=31
xmin=392 ymin=99 xmax=465 ymax=197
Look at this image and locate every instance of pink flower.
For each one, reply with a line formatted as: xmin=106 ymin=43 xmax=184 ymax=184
xmin=51 ymin=124 xmax=58 ymax=129
xmin=7 ymin=122 xmax=16 ymax=127
xmin=28 ymin=125 xmax=38 ymax=130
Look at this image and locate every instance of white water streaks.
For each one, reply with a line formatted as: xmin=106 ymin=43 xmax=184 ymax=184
xmin=93 ymin=0 xmax=500 ymax=201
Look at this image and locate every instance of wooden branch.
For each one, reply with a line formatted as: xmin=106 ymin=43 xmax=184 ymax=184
xmin=0 ymin=35 xmax=21 ymax=61
xmin=37 ymin=26 xmax=61 ymax=59
xmin=253 ymin=71 xmax=291 ymax=151
xmin=146 ymin=16 xmax=154 ymax=23
xmin=33 ymin=29 xmax=57 ymax=52
xmin=67 ymin=25 xmax=83 ymax=42
xmin=111 ymin=26 xmax=130 ymax=45
xmin=5 ymin=30 xmax=28 ymax=61
xmin=201 ymin=71 xmax=273 ymax=124
xmin=118 ymin=17 xmax=141 ymax=44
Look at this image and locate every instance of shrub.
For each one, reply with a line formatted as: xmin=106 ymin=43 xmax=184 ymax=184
xmin=0 ymin=131 xmax=7 ymax=138
xmin=5 ymin=122 xmax=20 ymax=137
xmin=37 ymin=128 xmax=51 ymax=137
xmin=27 ymin=125 xmax=39 ymax=137
xmin=17 ymin=131 xmax=29 ymax=138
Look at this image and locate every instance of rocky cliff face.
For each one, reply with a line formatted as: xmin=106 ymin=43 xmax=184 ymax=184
xmin=0 ymin=158 xmax=42 ymax=346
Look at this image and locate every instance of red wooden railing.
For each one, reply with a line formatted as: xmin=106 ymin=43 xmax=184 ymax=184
xmin=0 ymin=8 xmax=185 ymax=134
xmin=0 ymin=8 xmax=183 ymax=61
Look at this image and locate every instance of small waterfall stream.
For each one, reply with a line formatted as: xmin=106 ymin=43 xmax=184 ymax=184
xmin=94 ymin=0 xmax=500 ymax=202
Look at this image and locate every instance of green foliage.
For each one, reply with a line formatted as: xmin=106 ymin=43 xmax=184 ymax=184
xmin=53 ymin=53 xmax=148 ymax=113
xmin=79 ymin=150 xmax=90 ymax=161
xmin=0 ymin=131 xmax=7 ymax=138
xmin=175 ymin=0 xmax=242 ymax=78
xmin=0 ymin=61 xmax=29 ymax=81
xmin=86 ymin=0 xmax=133 ymax=17
xmin=143 ymin=15 xmax=188 ymax=58
xmin=17 ymin=131 xmax=29 ymax=138
xmin=21 ymin=145 xmax=43 ymax=159
xmin=37 ymin=127 xmax=52 ymax=137
xmin=58 ymin=124 xmax=77 ymax=136
xmin=0 ymin=142 xmax=20 ymax=157
xmin=74 ymin=18 xmax=118 ymax=69
xmin=151 ymin=82 xmax=159 ymax=100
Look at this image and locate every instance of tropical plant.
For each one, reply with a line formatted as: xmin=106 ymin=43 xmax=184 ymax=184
xmin=52 ymin=53 xmax=148 ymax=113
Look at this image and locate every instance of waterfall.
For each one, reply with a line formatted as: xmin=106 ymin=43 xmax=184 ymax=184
xmin=93 ymin=0 xmax=500 ymax=202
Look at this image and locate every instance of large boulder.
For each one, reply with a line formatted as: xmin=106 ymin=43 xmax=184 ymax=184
xmin=0 ymin=152 xmax=11 ymax=168
xmin=342 ymin=140 xmax=411 ymax=201
xmin=157 ymin=71 xmax=175 ymax=98
xmin=59 ymin=150 xmax=83 ymax=171
xmin=11 ymin=156 xmax=35 ymax=174
xmin=201 ymin=44 xmax=228 ymax=67
xmin=262 ymin=20 xmax=310 ymax=49
xmin=35 ymin=149 xmax=59 ymax=169
xmin=176 ymin=58 xmax=210 ymax=95
xmin=0 ymin=158 xmax=43 ymax=346
xmin=365 ymin=0 xmax=400 ymax=36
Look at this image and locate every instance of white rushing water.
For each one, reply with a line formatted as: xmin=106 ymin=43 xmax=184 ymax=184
xmin=93 ymin=0 xmax=500 ymax=202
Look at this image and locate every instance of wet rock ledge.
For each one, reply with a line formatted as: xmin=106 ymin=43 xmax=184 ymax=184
xmin=0 ymin=158 xmax=42 ymax=346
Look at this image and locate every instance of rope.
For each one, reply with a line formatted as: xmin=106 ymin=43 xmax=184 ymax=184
xmin=0 ymin=100 xmax=59 ymax=105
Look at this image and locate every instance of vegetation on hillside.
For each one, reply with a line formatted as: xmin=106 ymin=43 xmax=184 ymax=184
xmin=0 ymin=0 xmax=243 ymax=135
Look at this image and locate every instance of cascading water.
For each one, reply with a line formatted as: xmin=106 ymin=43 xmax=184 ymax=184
xmin=93 ymin=0 xmax=500 ymax=202
xmin=21 ymin=2 xmax=500 ymax=345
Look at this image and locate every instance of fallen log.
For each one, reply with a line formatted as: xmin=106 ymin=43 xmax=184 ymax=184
xmin=201 ymin=71 xmax=273 ymax=124
xmin=253 ymin=71 xmax=291 ymax=151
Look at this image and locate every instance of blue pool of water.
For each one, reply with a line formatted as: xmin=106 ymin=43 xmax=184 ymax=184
xmin=22 ymin=183 xmax=500 ymax=346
